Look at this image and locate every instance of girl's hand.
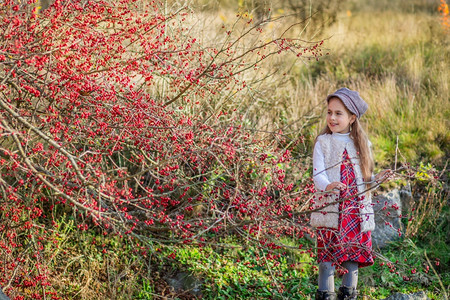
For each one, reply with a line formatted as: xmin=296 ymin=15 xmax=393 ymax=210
xmin=325 ymin=182 xmax=346 ymax=194
xmin=375 ymin=169 xmax=394 ymax=182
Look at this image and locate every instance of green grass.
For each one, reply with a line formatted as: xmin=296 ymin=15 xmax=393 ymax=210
xmin=147 ymin=226 xmax=449 ymax=299
xmin=158 ymin=236 xmax=317 ymax=299
xmin=360 ymin=236 xmax=449 ymax=299
xmin=142 ymin=231 xmax=449 ymax=299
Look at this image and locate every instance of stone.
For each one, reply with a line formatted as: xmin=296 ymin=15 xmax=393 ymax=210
xmin=166 ymin=272 xmax=203 ymax=297
xmin=39 ymin=0 xmax=54 ymax=10
xmin=0 ymin=287 xmax=9 ymax=300
xmin=399 ymin=184 xmax=413 ymax=214
xmin=372 ymin=189 xmax=404 ymax=248
xmin=382 ymin=291 xmax=429 ymax=300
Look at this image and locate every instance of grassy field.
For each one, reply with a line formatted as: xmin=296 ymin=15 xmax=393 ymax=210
xmin=305 ymin=5 xmax=449 ymax=167
xmin=241 ymin=0 xmax=449 ymax=168
xmin=199 ymin=0 xmax=449 ymax=168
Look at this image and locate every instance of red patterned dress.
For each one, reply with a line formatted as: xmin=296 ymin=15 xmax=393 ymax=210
xmin=316 ymin=149 xmax=373 ymax=267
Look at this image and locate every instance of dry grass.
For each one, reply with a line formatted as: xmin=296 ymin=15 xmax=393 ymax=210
xmin=182 ymin=2 xmax=449 ymax=165
xmin=242 ymin=6 xmax=449 ymax=166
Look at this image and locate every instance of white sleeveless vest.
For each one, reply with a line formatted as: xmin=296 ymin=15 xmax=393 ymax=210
xmin=310 ymin=134 xmax=375 ymax=232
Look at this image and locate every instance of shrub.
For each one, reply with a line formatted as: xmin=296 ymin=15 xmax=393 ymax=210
xmin=0 ymin=0 xmax=325 ymax=297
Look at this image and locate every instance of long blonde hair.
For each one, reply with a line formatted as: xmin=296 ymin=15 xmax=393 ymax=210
xmin=315 ymin=118 xmax=374 ymax=183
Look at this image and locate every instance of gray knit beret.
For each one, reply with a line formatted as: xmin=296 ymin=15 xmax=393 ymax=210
xmin=326 ymin=87 xmax=368 ymax=119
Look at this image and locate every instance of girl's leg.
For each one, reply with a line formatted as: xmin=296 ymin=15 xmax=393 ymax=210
xmin=337 ymin=261 xmax=358 ymax=300
xmin=318 ymin=262 xmax=335 ymax=291
xmin=341 ymin=261 xmax=358 ymax=288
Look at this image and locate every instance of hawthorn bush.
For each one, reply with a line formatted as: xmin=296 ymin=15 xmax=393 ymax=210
xmin=0 ymin=0 xmax=327 ymax=297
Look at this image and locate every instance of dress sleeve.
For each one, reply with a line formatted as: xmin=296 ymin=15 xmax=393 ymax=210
xmin=313 ymin=141 xmax=331 ymax=192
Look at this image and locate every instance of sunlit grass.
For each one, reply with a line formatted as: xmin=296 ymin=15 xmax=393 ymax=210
xmin=281 ymin=9 xmax=449 ymax=167
xmin=196 ymin=3 xmax=449 ymax=168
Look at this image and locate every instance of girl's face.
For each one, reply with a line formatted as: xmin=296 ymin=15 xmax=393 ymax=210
xmin=327 ymin=97 xmax=356 ymax=134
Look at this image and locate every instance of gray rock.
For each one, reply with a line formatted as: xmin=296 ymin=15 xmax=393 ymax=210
xmin=372 ymin=189 xmax=404 ymax=248
xmin=166 ymin=272 xmax=203 ymax=297
xmin=0 ymin=286 xmax=9 ymax=300
xmin=399 ymin=184 xmax=413 ymax=215
xmin=39 ymin=0 xmax=54 ymax=10
xmin=382 ymin=291 xmax=429 ymax=300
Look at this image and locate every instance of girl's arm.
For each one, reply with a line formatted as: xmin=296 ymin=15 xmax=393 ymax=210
xmin=312 ymin=141 xmax=330 ymax=192
xmin=313 ymin=142 xmax=349 ymax=194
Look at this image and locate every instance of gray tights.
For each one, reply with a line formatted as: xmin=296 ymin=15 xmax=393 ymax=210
xmin=318 ymin=261 xmax=359 ymax=292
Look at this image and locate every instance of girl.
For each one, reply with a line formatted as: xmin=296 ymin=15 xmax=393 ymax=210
xmin=311 ymin=88 xmax=392 ymax=300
